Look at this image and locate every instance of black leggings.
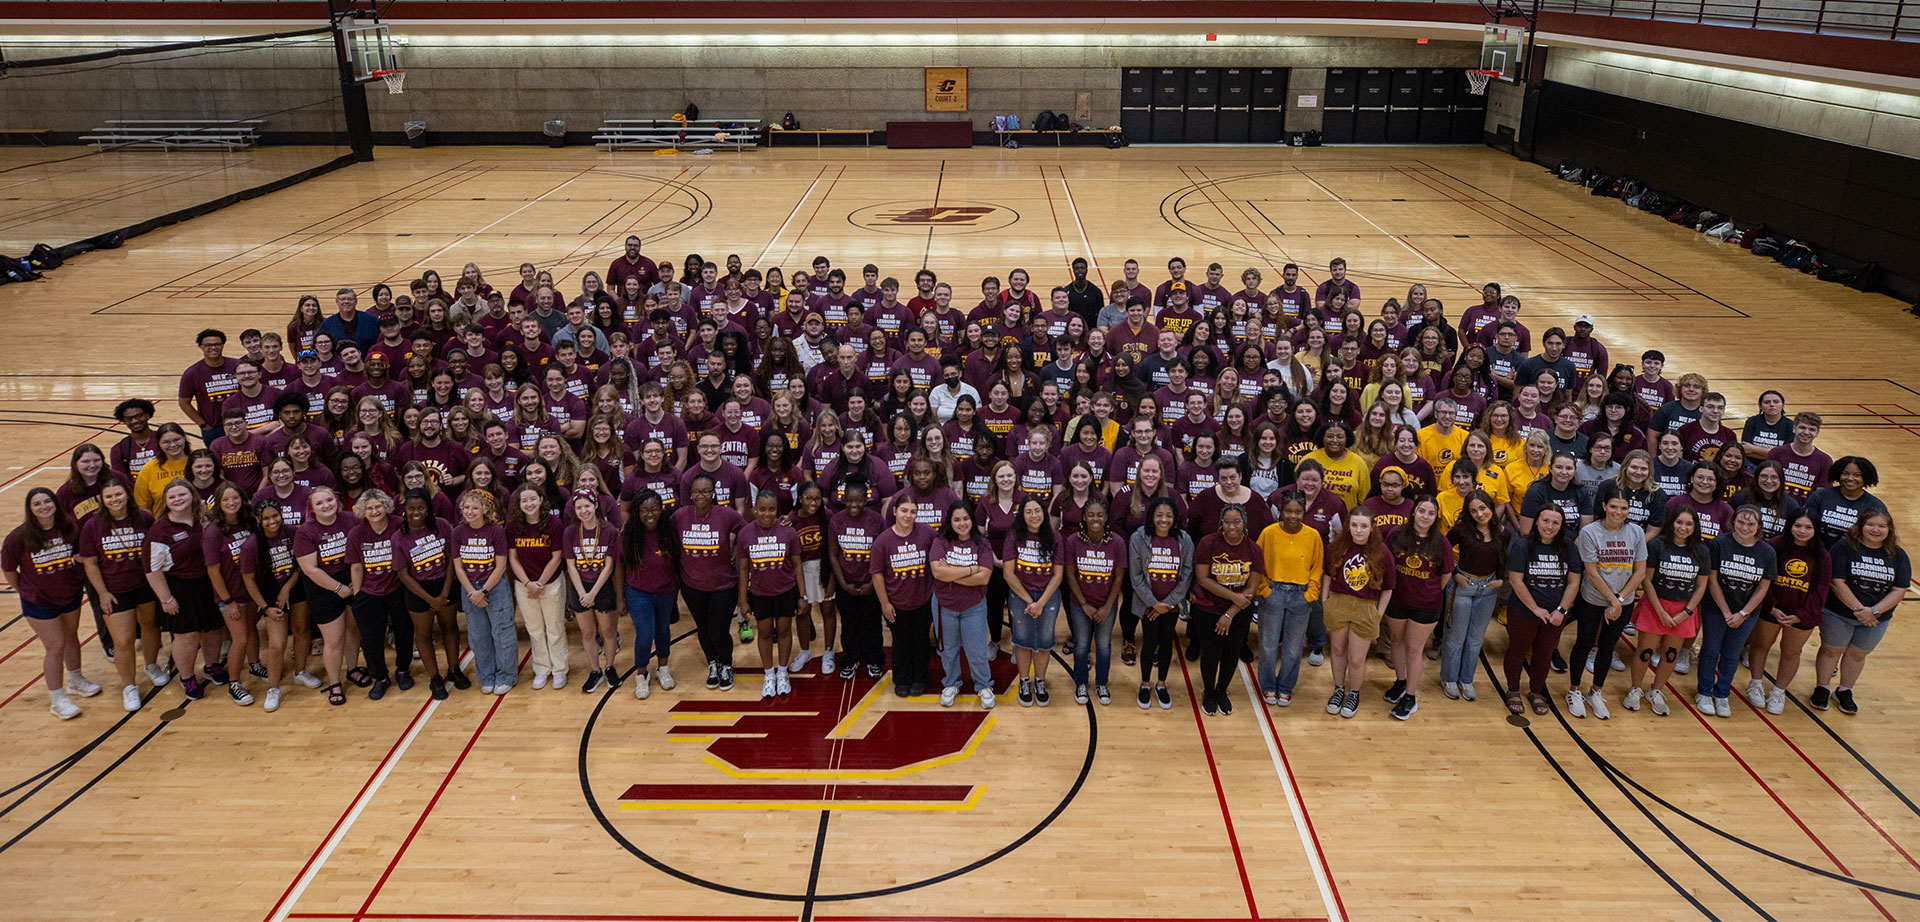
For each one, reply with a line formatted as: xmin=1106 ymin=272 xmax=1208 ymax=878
xmin=1138 ymin=606 xmax=1180 ymax=683
xmin=683 ymin=585 xmax=738 ymax=667
xmin=839 ymin=591 xmax=884 ymax=667
xmin=1569 ymin=597 xmax=1631 ymax=688
xmin=888 ymin=602 xmax=933 ymax=690
xmin=1118 ymin=578 xmax=1139 ymax=645
xmin=984 ymin=569 xmax=1008 ymax=646
xmin=1197 ymin=607 xmax=1253 ymax=695
xmin=351 ymin=589 xmax=412 ymax=681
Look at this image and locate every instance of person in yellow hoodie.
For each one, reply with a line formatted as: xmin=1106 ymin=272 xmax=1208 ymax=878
xmin=1254 ymin=492 xmax=1324 ymax=706
xmin=132 ymin=423 xmax=194 ymax=515
xmin=1301 ymin=422 xmax=1370 ymax=512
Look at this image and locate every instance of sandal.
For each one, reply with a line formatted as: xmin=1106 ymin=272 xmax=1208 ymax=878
xmin=346 ymin=666 xmax=373 ymax=688
xmin=1529 ymin=693 xmax=1550 ymax=715
xmin=1506 ymin=692 xmax=1524 ymax=715
xmin=327 ymin=684 xmax=346 ymax=706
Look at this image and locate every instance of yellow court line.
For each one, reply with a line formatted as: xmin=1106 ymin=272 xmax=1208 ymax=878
xmin=618 ymin=786 xmax=987 ymax=812
xmin=827 ymin=674 xmax=891 ymax=738
xmin=700 ymin=715 xmax=998 ymax=780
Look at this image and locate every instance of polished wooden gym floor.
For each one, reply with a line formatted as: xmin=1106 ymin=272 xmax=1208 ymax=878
xmin=1 ymin=145 xmax=1918 ymax=922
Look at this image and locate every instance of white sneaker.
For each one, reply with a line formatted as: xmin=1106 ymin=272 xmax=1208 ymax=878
xmin=1587 ymin=690 xmax=1610 ymax=720
xmin=1611 ymin=653 xmax=1627 ymax=673
xmin=657 ymin=665 xmax=676 ymax=690
xmin=551 ymin=673 xmax=566 ymax=689
xmin=492 ymin=684 xmax=508 ymax=695
xmin=50 ymin=690 xmax=80 ymax=720
xmin=1565 ymin=688 xmax=1587 ymax=718
xmin=761 ymin=670 xmax=777 ymax=698
xmin=820 ymin=650 xmax=836 ymax=676
xmin=1714 ymin=696 xmax=1732 ymax=718
xmin=1461 ymin=683 xmax=1477 ymax=701
xmin=122 ymin=685 xmax=142 ymax=711
xmin=940 ymin=686 xmax=959 ymax=707
xmin=775 ymin=667 xmax=792 ymax=696
xmin=480 ymin=684 xmax=496 ymax=695
xmin=1766 ymin=687 xmax=1786 ymax=714
xmin=1695 ymin=693 xmax=1713 ymax=713
xmin=293 ymin=670 xmax=322 ymax=689
xmin=144 ymin=663 xmax=172 ymax=687
xmin=1623 ymin=687 xmax=1644 ymax=711
xmin=1745 ymin=679 xmax=1766 ymax=708
xmin=789 ymin=649 xmax=812 ymax=673
xmin=1675 ymin=648 xmax=1692 ymax=675
xmin=634 ymin=673 xmax=651 ymax=699
xmin=263 ymin=688 xmax=282 ymax=712
xmin=532 ymin=674 xmax=549 ymax=690
xmin=1584 ymin=651 xmax=1596 ymax=676
xmin=1441 ymin=681 xmax=1460 ymax=700
xmin=1307 ymin=649 xmax=1325 ymax=667
xmin=1648 ymin=688 xmax=1671 ymax=716
xmin=979 ymin=689 xmax=996 ymax=710
xmin=66 ymin=670 xmax=102 ymax=697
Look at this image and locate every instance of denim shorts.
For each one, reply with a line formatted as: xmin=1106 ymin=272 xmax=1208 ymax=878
xmin=21 ymin=595 xmax=82 ymax=621
xmin=1819 ymin=611 xmax=1892 ymax=652
xmin=1009 ymin=593 xmax=1062 ymax=651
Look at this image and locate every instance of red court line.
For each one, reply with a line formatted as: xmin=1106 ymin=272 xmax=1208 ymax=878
xmin=1174 ymin=654 xmax=1261 ymax=920
xmin=1250 ymin=676 xmax=1349 ymax=922
xmin=1740 ymin=696 xmax=1920 ymax=873
xmin=0 ymin=630 xmax=99 ymax=709
xmin=0 ymin=426 xmax=119 ymax=493
xmin=259 ymin=696 xmax=441 ymax=922
xmin=1180 ymin=166 xmax=1289 ymax=280
xmin=778 ymin=165 xmax=847 ymax=267
xmin=290 ymin=914 xmax=1323 ymax=921
xmin=754 ymin=164 xmax=829 ymax=268
xmin=1672 ymin=685 xmax=1899 ymax=921
xmin=1037 ymin=164 xmax=1078 ymax=271
xmin=1853 ymin=403 xmax=1920 ymax=442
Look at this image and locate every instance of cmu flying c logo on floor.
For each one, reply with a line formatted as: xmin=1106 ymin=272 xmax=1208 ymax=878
xmin=878 ymin=206 xmax=997 ymax=224
xmin=848 ymin=200 xmax=1019 ymax=236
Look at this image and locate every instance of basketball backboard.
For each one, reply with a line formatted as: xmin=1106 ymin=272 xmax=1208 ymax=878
xmin=1480 ymin=23 xmax=1526 ymax=82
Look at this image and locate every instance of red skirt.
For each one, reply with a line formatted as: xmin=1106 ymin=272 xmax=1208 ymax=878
xmin=1632 ymin=596 xmax=1697 ymax=638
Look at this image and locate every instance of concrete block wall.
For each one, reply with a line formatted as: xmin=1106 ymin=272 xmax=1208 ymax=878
xmin=0 ymin=39 xmax=343 ymax=132
xmin=1544 ymin=47 xmax=1920 ymax=160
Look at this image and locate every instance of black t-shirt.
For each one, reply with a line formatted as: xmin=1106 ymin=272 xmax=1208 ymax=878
xmin=1707 ymin=534 xmax=1777 ymax=615
xmin=1521 ymin=479 xmax=1587 ymax=527
xmin=1594 ymin=480 xmax=1667 ymax=530
xmin=1741 ymin=414 xmax=1794 ymax=452
xmin=1649 ymin=400 xmax=1702 ymax=436
xmin=1518 ymin=354 xmax=1579 ymax=393
xmin=1825 ymin=541 xmax=1912 ymax=621
xmin=1805 ymin=487 xmax=1887 ymax=545
xmin=1645 ymin=537 xmax=1706 ymax=603
xmin=1651 ymin=458 xmax=1690 ymax=497
xmin=1506 ymin=535 xmax=1574 ymax=609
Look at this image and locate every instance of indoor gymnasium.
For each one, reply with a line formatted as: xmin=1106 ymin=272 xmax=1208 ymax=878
xmin=0 ymin=2 xmax=1917 ymax=922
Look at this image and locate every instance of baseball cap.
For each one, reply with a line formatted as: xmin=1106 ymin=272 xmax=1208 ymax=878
xmin=1573 ymin=313 xmax=1595 ymax=327
xmin=804 ymin=311 xmax=826 ymax=324
xmin=378 ymin=313 xmax=401 ymax=325
xmin=1169 ymin=281 xmax=1188 ymax=293
xmin=297 ymin=349 xmax=319 ymax=361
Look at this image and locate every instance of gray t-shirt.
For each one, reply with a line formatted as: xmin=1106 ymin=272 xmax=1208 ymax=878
xmin=1576 ymin=520 xmax=1648 ymax=605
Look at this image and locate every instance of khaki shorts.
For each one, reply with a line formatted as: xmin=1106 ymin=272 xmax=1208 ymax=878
xmin=1322 ymin=592 xmax=1383 ymax=641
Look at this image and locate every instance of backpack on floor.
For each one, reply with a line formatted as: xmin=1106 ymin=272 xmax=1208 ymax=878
xmin=27 ymin=243 xmax=61 ymax=271
xmin=1733 ymin=224 xmax=1768 ymax=248
xmin=1691 ymin=210 xmax=1721 ymax=230
xmin=1777 ymin=241 xmax=1818 ymax=271
xmin=0 ymin=254 xmax=39 ymax=284
xmin=1750 ymin=236 xmax=1785 ymax=257
xmin=1703 ymin=221 xmax=1737 ymax=241
xmin=1303 ymin=130 xmax=1322 ymax=146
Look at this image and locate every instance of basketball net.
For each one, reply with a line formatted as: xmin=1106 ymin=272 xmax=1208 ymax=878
xmin=1465 ymin=70 xmax=1499 ymax=95
xmin=376 ymin=69 xmax=406 ymax=95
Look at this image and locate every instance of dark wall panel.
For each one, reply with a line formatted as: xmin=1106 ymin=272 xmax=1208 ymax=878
xmin=1530 ymin=80 xmax=1920 ymax=287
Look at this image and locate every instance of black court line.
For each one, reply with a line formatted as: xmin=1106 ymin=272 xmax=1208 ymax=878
xmin=923 ymin=159 xmax=946 ymax=271
xmin=1766 ymin=669 xmax=1920 ymax=820
xmin=0 ymin=696 xmax=184 ymax=855
xmin=799 ymin=809 xmax=831 ymax=922
xmin=1479 ymin=652 xmax=1737 ymax=921
xmin=0 ymin=683 xmax=167 ymax=809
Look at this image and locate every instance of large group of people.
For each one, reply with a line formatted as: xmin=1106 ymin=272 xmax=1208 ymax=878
xmin=4 ymin=243 xmax=1906 ymax=726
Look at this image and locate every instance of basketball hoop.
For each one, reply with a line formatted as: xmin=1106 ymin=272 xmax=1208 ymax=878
xmin=373 ymin=69 xmax=406 ymax=95
xmin=1465 ymin=69 xmax=1500 ymax=96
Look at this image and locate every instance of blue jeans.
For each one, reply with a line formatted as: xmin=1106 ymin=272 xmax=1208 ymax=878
xmin=1698 ymin=610 xmax=1760 ymax=698
xmin=1440 ymin=574 xmax=1500 ymax=686
xmin=461 ymin=580 xmax=518 ymax=688
xmin=1257 ymin=582 xmax=1312 ymax=694
xmin=1008 ymin=593 xmax=1062 ymax=652
xmin=935 ymin=598 xmax=993 ymax=692
xmin=1067 ymin=598 xmax=1116 ymax=685
xmin=624 ymin=586 xmax=678 ymax=668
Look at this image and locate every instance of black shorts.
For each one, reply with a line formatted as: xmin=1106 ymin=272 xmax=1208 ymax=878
xmin=1385 ymin=605 xmax=1442 ymax=625
xmin=567 ymin=579 xmax=619 ymax=613
xmin=750 ymin=588 xmax=800 ymax=623
xmin=107 ymin=583 xmax=158 ymax=614
xmin=404 ymin=589 xmax=450 ymax=614
xmin=304 ymin=575 xmax=351 ymax=626
xmin=161 ymin=575 xmax=223 ymax=634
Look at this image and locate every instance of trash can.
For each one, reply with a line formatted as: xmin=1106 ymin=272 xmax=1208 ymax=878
xmin=543 ymin=120 xmax=566 ymax=148
xmin=404 ymin=119 xmax=428 ymax=149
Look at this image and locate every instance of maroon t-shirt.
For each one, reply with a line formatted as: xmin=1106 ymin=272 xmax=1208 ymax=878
xmin=395 ymin=440 xmax=469 ymax=488
xmin=508 ymin=515 xmax=565 ymax=581
xmin=1360 ymin=495 xmax=1415 ymax=542
xmin=739 ymin=520 xmax=800 ymax=597
xmin=626 ymin=528 xmax=679 ymax=593
xmin=1767 ymin=445 xmax=1832 ymax=501
xmin=1010 ymin=454 xmax=1062 ymax=502
xmin=1001 ymin=529 xmax=1059 ymax=596
xmin=672 ymin=504 xmax=746 ymax=592
xmin=396 ymin=518 xmax=453 ymax=587
xmin=1194 ymin=533 xmax=1263 ymax=614
xmin=931 ymin=533 xmax=997 ymax=610
xmin=1139 ymin=533 xmax=1188 ymax=601
xmin=563 ymin=521 xmax=619 ymax=589
xmin=624 ymin=413 xmax=690 ymax=457
xmin=79 ymin=510 xmax=154 ymax=594
xmin=146 ymin=517 xmax=209 ymax=580
xmin=620 ymin=469 xmax=680 ymax=513
xmin=1665 ymin=494 xmax=1735 ymax=539
xmin=1677 ymin=421 xmax=1736 ymax=462
xmin=178 ymin=358 xmax=240 ymax=426
xmin=680 ymin=462 xmax=750 ymax=509
xmin=827 ymin=508 xmax=887 ymax=584
xmin=210 ymin=434 xmax=268 ymax=496
xmin=1392 ymin=540 xmax=1455 ymax=612
xmin=347 ymin=517 xmax=403 ymax=595
xmin=3 ymin=527 xmax=85 ymax=606
xmin=789 ymin=509 xmax=826 ymax=563
xmin=888 ymin=485 xmax=960 ymax=529
xmin=451 ymin=522 xmax=507 ymax=586
xmin=1063 ymin=531 xmax=1126 ymax=607
xmin=293 ymin=512 xmax=359 ymax=578
xmin=872 ymin=524 xmax=937 ymax=610
xmin=201 ymin=524 xmax=255 ymax=601
xmin=1327 ymin=547 xmax=1397 ymax=602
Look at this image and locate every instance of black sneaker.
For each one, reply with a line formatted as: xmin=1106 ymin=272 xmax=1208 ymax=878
xmin=206 ymin=664 xmax=231 ymax=685
xmin=1384 ymin=679 xmax=1407 ymax=703
xmin=1137 ymin=684 xmax=1153 ymax=709
xmin=1017 ymin=677 xmax=1034 ymax=707
xmin=446 ymin=669 xmax=471 ymax=690
xmin=369 ymin=678 xmax=390 ymax=700
xmin=394 ymin=670 xmax=414 ymax=692
xmin=1391 ymin=694 xmax=1419 ymax=721
xmin=909 ymin=681 xmax=926 ymax=697
xmin=248 ymin=661 xmax=269 ymax=680
xmin=718 ymin=666 xmax=735 ymax=691
xmin=1034 ymin=679 xmax=1051 ymax=707
xmin=1810 ymin=685 xmax=1831 ymax=710
xmin=1217 ymin=691 xmax=1234 ymax=716
xmin=866 ymin=663 xmax=884 ymax=680
xmin=583 ymin=670 xmax=605 ymax=693
xmin=1121 ymin=643 xmax=1137 ymax=667
xmin=429 ymin=676 xmax=448 ymax=700
xmin=895 ymin=682 xmax=912 ymax=698
xmin=605 ymin=668 xmax=622 ymax=689
xmin=839 ymin=660 xmax=857 ymax=680
xmin=1237 ymin=644 xmax=1255 ymax=664
xmin=1834 ymin=688 xmax=1858 ymax=715
xmin=706 ymin=662 xmax=721 ymax=689
xmin=1202 ymin=690 xmax=1219 ymax=716
xmin=1155 ymin=686 xmax=1172 ymax=709
xmin=181 ymin=677 xmax=206 ymax=700
xmin=1550 ymin=650 xmax=1568 ymax=674
xmin=1184 ymin=641 xmax=1201 ymax=662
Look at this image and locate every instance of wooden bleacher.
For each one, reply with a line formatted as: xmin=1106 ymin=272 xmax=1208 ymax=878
xmin=593 ymin=118 xmax=761 ymax=151
xmin=79 ymin=119 xmax=262 ymax=151
xmin=0 ymin=128 xmax=52 ymax=146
